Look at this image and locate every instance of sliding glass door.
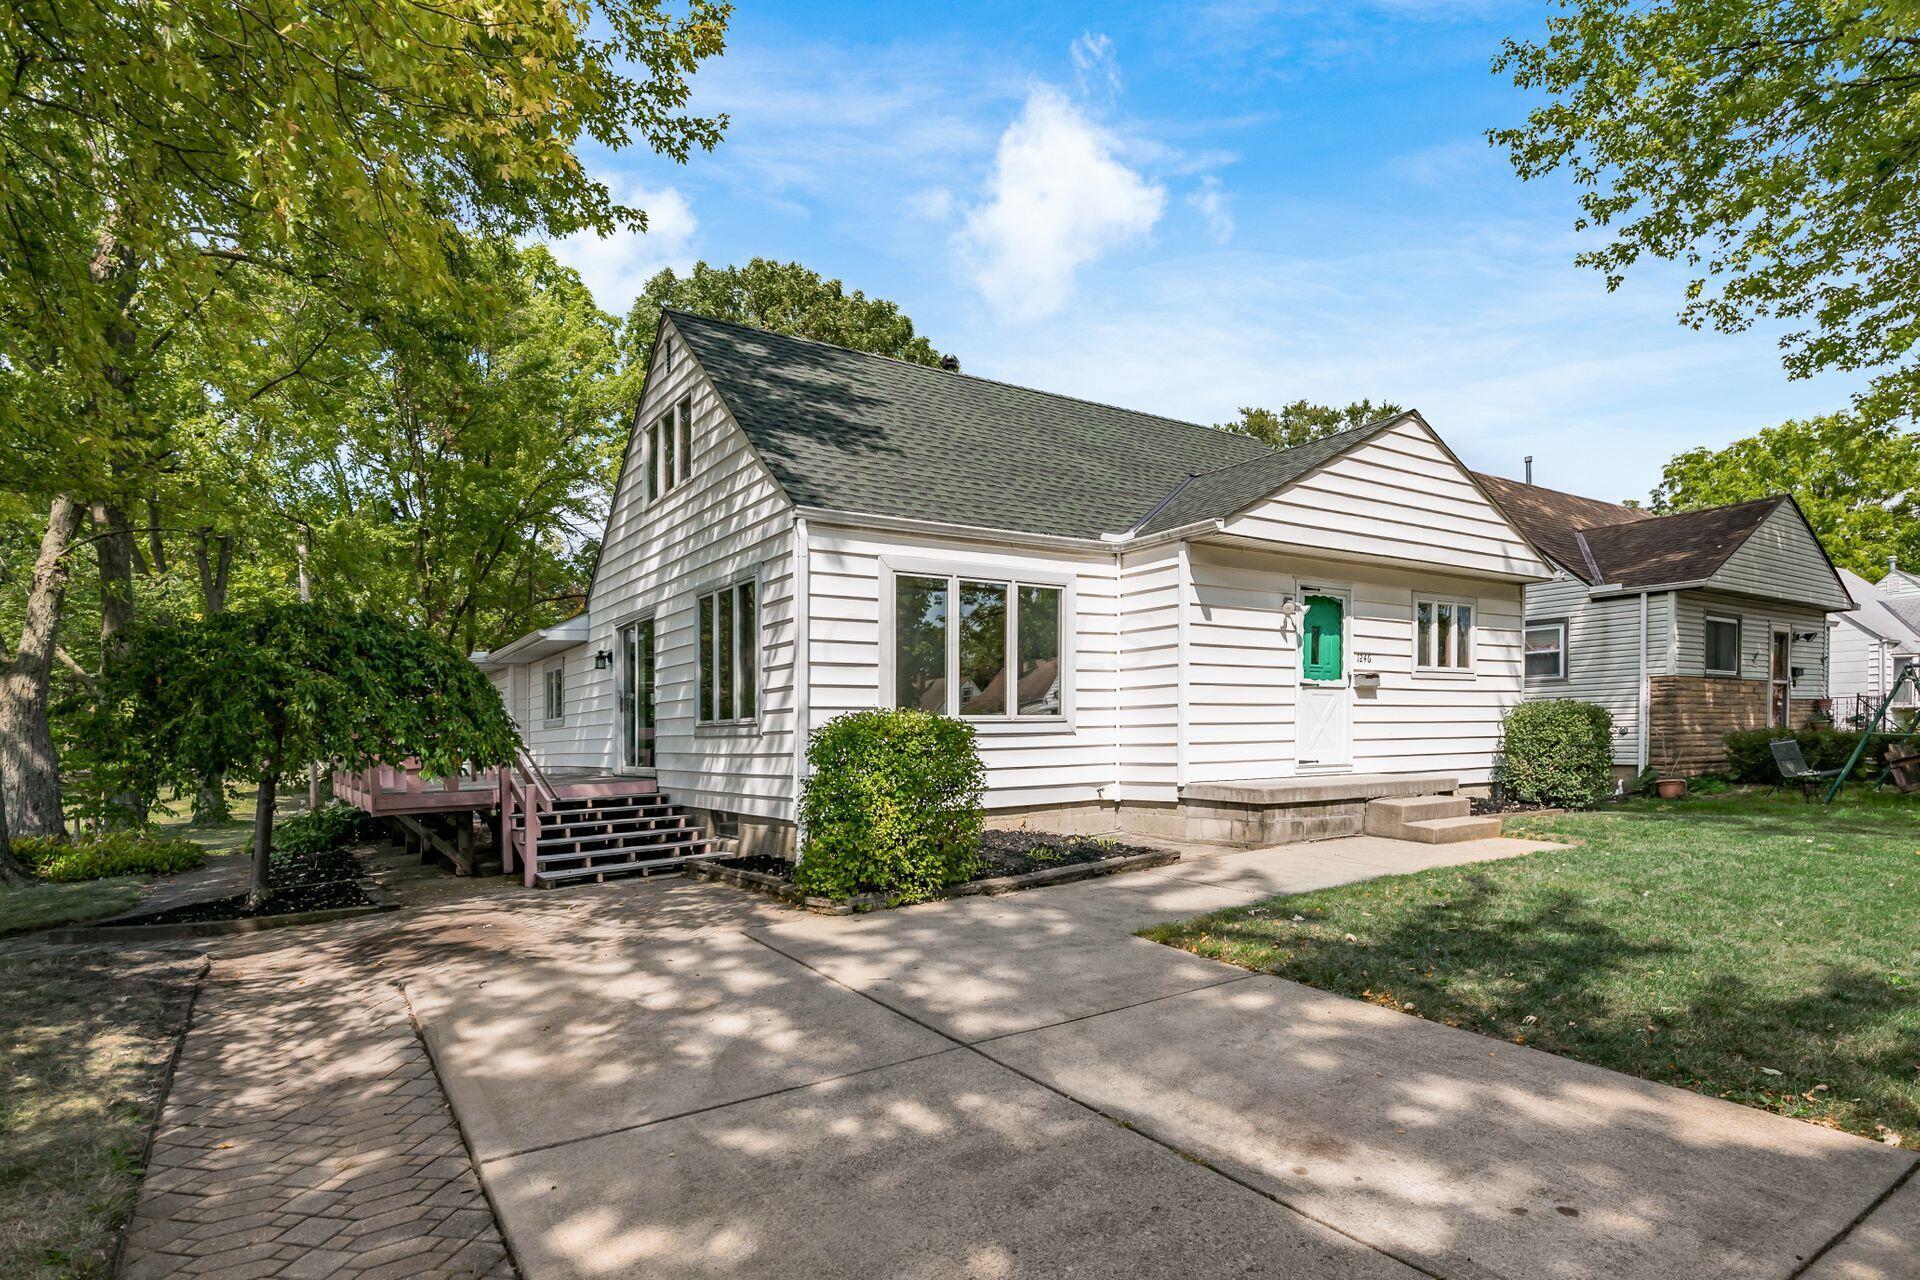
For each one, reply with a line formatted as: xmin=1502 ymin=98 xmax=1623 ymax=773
xmin=618 ymin=618 xmax=656 ymax=771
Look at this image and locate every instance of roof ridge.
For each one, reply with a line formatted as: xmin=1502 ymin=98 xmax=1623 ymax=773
xmin=1580 ymin=493 xmax=1788 ymax=535
xmin=663 ymin=307 xmax=1265 ymax=453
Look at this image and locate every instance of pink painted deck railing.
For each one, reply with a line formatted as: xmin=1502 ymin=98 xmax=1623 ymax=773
xmin=331 ymin=760 xmax=503 ymax=816
xmin=498 ymin=750 xmax=557 ymax=888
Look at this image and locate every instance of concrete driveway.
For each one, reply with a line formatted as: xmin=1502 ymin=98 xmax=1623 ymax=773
xmin=402 ymin=837 xmax=1918 ymax=1280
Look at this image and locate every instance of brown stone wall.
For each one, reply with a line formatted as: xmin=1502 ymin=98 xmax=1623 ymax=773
xmin=1648 ymin=676 xmax=1818 ymax=775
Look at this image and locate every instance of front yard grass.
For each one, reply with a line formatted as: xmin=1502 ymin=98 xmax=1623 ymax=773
xmin=0 ymin=953 xmax=204 ymax=1279
xmin=1141 ymin=788 xmax=1920 ymax=1145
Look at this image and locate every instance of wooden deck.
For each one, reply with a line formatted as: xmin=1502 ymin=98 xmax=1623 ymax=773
xmin=333 ymin=763 xmax=657 ymax=817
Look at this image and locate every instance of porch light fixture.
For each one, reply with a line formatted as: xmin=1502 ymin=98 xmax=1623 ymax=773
xmin=593 ymin=649 xmax=614 ymax=670
xmin=1793 ymin=630 xmax=1819 ymax=643
xmin=1279 ymin=595 xmax=1302 ymax=619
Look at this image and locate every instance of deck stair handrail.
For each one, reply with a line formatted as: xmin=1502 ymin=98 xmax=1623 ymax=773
xmin=498 ymin=748 xmax=561 ymax=887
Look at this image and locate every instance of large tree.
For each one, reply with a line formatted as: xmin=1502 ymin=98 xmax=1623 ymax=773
xmin=96 ymin=604 xmax=519 ymax=905
xmin=1649 ymin=415 xmax=1920 ymax=578
xmin=1218 ymin=400 xmax=1404 ymax=450
xmin=1493 ymin=3 xmax=1920 ymax=427
xmin=0 ymin=0 xmax=729 ymax=835
xmin=623 ymin=259 xmax=946 ymax=377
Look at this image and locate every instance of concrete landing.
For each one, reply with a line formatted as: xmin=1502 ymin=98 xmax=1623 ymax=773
xmin=1182 ymin=772 xmax=1458 ymax=805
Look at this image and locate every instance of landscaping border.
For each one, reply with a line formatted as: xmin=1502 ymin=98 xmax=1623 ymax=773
xmin=687 ymin=847 xmax=1179 ymax=914
xmin=36 ymin=879 xmax=399 ymax=943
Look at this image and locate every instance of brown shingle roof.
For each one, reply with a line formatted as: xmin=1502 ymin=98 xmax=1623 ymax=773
xmin=1473 ymin=473 xmax=1790 ymax=588
xmin=1471 ymin=473 xmax=1650 ymax=581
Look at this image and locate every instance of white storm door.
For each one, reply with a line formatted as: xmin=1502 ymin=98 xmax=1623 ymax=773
xmin=1297 ymin=587 xmax=1352 ymax=770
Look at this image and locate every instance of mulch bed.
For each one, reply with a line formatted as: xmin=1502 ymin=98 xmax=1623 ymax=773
xmin=714 ymin=831 xmax=1164 ymax=886
xmin=115 ymin=848 xmax=371 ymax=926
xmin=1469 ymin=796 xmax=1565 ymax=816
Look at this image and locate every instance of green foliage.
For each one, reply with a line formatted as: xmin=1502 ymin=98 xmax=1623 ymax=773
xmin=1493 ymin=3 xmax=1920 ymax=428
xmin=1218 ymin=400 xmax=1404 ymax=451
xmin=795 ymin=710 xmax=985 ymax=904
xmin=623 ymin=259 xmax=946 ymax=379
xmin=1649 ymin=414 xmax=1920 ymax=578
xmin=1723 ymin=728 xmax=1876 ymax=784
xmin=13 ymin=834 xmax=204 ymax=883
xmin=90 ymin=602 xmax=519 ymax=817
xmin=1497 ymin=699 xmax=1614 ymax=807
xmin=268 ymin=805 xmax=385 ymax=858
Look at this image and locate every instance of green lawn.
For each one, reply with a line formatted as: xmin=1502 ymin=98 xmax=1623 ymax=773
xmin=1142 ymin=788 xmax=1920 ymax=1145
xmin=0 ymin=953 xmax=204 ymax=1279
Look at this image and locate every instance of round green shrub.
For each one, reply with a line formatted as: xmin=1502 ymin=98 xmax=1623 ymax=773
xmin=795 ymin=709 xmax=985 ymax=904
xmin=261 ymin=803 xmax=385 ymax=857
xmin=1497 ymin=700 xmax=1614 ymax=807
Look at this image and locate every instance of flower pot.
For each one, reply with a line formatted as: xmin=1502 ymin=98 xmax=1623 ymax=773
xmin=1654 ymin=777 xmax=1687 ymax=799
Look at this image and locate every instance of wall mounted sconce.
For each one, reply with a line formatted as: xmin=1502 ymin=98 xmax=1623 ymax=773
xmin=593 ymin=649 xmax=613 ymax=670
xmin=1793 ymin=631 xmax=1819 ymax=643
xmin=1279 ymin=595 xmax=1302 ymax=619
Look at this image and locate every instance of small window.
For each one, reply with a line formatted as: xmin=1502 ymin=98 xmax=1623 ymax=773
xmin=891 ymin=572 xmax=1066 ymax=719
xmin=542 ymin=664 xmax=566 ymax=726
xmin=1415 ymin=597 xmax=1474 ymax=672
xmin=677 ymin=395 xmax=693 ymax=485
xmin=698 ymin=579 xmax=758 ymax=724
xmin=1524 ymin=621 xmax=1566 ymax=680
xmin=1705 ymin=614 xmax=1740 ymax=676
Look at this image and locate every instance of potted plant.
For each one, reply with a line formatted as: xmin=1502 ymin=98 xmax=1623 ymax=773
xmin=1652 ymin=732 xmax=1687 ymax=799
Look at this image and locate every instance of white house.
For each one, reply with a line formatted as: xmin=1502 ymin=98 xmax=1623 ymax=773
xmin=475 ymin=311 xmax=1555 ymax=858
xmin=1829 ymin=564 xmax=1920 ymax=728
xmin=1474 ymin=474 xmax=1854 ymax=779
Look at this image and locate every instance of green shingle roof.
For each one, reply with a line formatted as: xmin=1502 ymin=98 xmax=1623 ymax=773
xmin=668 ymin=309 xmax=1281 ymax=539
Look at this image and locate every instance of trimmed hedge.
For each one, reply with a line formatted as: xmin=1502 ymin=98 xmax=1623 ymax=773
xmin=266 ymin=803 xmax=385 ymax=856
xmin=1497 ymin=699 xmax=1614 ymax=807
xmin=14 ymin=833 xmax=205 ymax=883
xmin=795 ymin=709 xmax=985 ymax=904
xmin=1724 ymin=728 xmax=1875 ymax=784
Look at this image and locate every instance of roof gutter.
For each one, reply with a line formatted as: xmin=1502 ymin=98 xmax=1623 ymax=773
xmin=1104 ymin=517 xmax=1228 ymax=551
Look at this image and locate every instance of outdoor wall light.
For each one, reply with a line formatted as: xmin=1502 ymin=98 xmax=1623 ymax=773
xmin=1279 ymin=595 xmax=1302 ymax=619
xmin=1793 ymin=630 xmax=1819 ymax=643
xmin=593 ymin=649 xmax=614 ymax=670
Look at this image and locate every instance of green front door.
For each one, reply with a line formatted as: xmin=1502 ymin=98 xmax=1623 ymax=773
xmin=1302 ymin=594 xmax=1344 ymax=682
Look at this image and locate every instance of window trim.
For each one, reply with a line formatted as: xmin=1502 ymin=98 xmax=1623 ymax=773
xmin=1413 ymin=594 xmax=1478 ymax=676
xmin=1704 ymin=612 xmax=1742 ymax=677
xmin=696 ymin=574 xmax=760 ymax=728
xmin=541 ymin=660 xmax=566 ymax=727
xmin=880 ymin=558 xmax=1074 ymax=727
xmin=1523 ymin=618 xmax=1568 ymax=683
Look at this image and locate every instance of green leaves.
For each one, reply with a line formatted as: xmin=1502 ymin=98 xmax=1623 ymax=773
xmin=1500 ymin=699 xmax=1615 ymax=807
xmin=1494 ymin=1 xmax=1920 ymax=426
xmin=88 ymin=602 xmax=520 ymax=810
xmin=1649 ymin=413 xmax=1920 ymax=576
xmin=795 ymin=709 xmax=986 ymax=904
xmin=1217 ymin=401 xmax=1404 ymax=451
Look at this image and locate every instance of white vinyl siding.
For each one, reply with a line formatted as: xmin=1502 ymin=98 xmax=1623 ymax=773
xmin=1217 ymin=418 xmax=1550 ymax=580
xmin=1671 ymin=590 xmax=1830 ymax=697
xmin=1518 ymin=576 xmax=1655 ymax=766
xmin=1184 ymin=545 xmax=1527 ymax=786
xmin=1709 ymin=503 xmax=1852 ymax=611
xmin=579 ymin=317 xmax=798 ymax=815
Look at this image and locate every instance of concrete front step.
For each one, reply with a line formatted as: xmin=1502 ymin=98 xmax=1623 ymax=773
xmin=1362 ymin=794 xmax=1468 ymax=838
xmin=1398 ymin=814 xmax=1503 ymax=844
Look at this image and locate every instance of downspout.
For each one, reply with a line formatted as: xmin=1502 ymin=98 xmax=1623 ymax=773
xmin=1637 ymin=591 xmax=1650 ymax=773
xmin=790 ymin=515 xmax=811 ymax=854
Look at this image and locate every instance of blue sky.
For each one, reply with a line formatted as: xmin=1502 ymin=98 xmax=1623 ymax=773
xmin=550 ymin=0 xmax=1861 ymax=504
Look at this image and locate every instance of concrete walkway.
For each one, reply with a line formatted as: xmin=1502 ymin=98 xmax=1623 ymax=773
xmin=391 ymin=835 xmax=1918 ymax=1280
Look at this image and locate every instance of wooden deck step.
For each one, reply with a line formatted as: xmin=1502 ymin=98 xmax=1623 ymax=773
xmin=534 ymin=833 xmax=710 ymax=865
xmin=517 ymin=811 xmax=685 ymax=838
xmin=533 ymin=843 xmax=713 ymax=883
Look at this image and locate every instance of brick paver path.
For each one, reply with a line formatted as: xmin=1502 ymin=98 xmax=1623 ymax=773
xmin=120 ymin=946 xmax=512 ymax=1280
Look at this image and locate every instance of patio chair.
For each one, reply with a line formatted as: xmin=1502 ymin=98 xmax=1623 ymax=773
xmin=1770 ymin=739 xmax=1846 ymax=802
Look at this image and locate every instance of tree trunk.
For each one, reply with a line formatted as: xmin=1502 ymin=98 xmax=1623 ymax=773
xmin=250 ymin=772 xmax=276 ymax=909
xmin=93 ymin=499 xmax=138 ymax=660
xmin=192 ymin=530 xmax=235 ymax=821
xmin=0 ymin=497 xmax=83 ymax=838
xmin=0 ymin=769 xmax=28 ymax=885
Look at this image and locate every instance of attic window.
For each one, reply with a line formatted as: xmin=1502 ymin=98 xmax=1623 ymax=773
xmin=646 ymin=396 xmax=695 ymax=502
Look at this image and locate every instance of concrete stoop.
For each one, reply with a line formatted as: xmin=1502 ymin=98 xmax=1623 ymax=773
xmin=1363 ymin=794 xmax=1501 ymax=843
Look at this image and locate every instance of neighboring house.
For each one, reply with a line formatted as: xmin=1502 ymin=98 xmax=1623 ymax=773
xmin=475 ymin=310 xmax=1556 ymax=855
xmin=1828 ymin=564 xmax=1920 ymax=728
xmin=1475 ymin=475 xmax=1854 ymax=779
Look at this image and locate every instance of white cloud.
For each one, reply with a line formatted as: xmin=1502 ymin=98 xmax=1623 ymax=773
xmin=1071 ymin=32 xmax=1122 ymax=101
xmin=957 ymin=87 xmax=1166 ymax=320
xmin=905 ymin=186 xmax=956 ymax=222
xmin=1189 ymin=176 xmax=1234 ymax=245
xmin=546 ymin=182 xmax=698 ymax=315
